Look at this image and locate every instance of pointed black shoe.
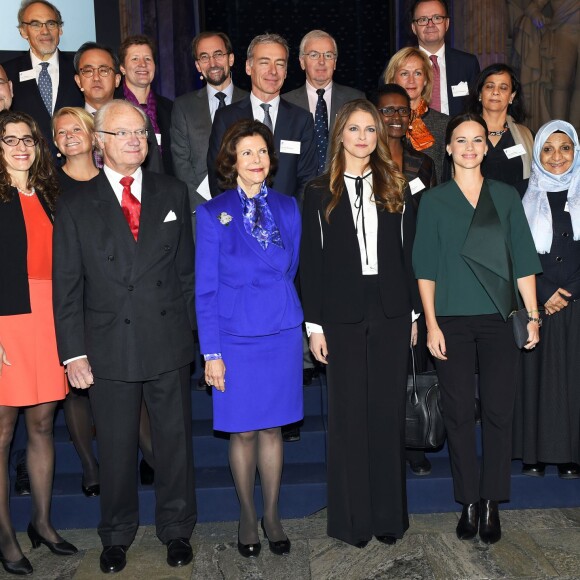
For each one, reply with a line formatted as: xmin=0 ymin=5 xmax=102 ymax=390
xmin=375 ymin=535 xmax=397 ymax=545
xmin=479 ymin=499 xmax=501 ymax=544
xmin=261 ymin=518 xmax=291 ymax=555
xmin=0 ymin=549 xmax=32 ymax=576
xmin=27 ymin=523 xmax=78 ymax=556
xmin=237 ymin=538 xmax=261 ymax=558
xmin=166 ymin=538 xmax=193 ymax=567
xmin=99 ymin=545 xmax=127 ymax=574
xmin=456 ymin=502 xmax=479 ymax=540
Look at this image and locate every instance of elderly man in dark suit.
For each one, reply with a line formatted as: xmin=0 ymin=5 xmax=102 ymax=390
xmin=2 ymin=0 xmax=83 ymax=153
xmin=410 ymin=0 xmax=480 ymax=116
xmin=207 ymin=33 xmax=318 ymax=201
xmin=283 ymin=30 xmax=365 ymax=175
xmin=52 ymin=100 xmax=196 ymax=574
xmin=171 ymin=32 xmax=247 ymax=218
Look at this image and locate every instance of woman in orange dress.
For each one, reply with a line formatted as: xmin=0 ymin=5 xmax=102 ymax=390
xmin=0 ymin=111 xmax=76 ymax=576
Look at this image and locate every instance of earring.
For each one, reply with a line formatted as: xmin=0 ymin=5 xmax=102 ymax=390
xmin=478 ymin=96 xmax=482 ymax=102
xmin=56 ymin=151 xmax=62 ymax=158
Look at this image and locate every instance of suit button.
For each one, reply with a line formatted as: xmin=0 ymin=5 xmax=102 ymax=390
xmin=163 ymin=244 xmax=171 ymax=251
xmin=125 ymin=318 xmax=131 ymax=324
xmin=160 ymin=310 xmax=166 ymax=316
xmin=556 ymin=256 xmax=563 ymax=262
xmin=107 ymin=255 xmax=114 ymax=261
xmin=156 ymin=281 xmax=162 ymax=286
xmin=562 ymin=232 xmax=569 ymax=238
xmin=128 ymin=285 xmax=134 ymax=291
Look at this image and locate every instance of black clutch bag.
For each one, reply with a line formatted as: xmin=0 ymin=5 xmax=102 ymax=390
xmin=405 ymin=347 xmax=446 ymax=449
xmin=510 ymin=308 xmax=529 ymax=349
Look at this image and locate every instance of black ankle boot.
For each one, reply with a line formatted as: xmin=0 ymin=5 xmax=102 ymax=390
xmin=456 ymin=502 xmax=479 ymax=540
xmin=479 ymin=499 xmax=501 ymax=544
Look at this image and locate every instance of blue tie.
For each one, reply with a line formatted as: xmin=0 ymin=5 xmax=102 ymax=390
xmin=314 ymin=88 xmax=328 ymax=175
xmin=38 ymin=62 xmax=52 ymax=114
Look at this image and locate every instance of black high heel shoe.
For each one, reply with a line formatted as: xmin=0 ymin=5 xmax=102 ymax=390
xmin=27 ymin=523 xmax=78 ymax=556
xmin=81 ymin=478 xmax=100 ymax=497
xmin=260 ymin=518 xmax=291 ymax=555
xmin=0 ymin=549 xmax=32 ymax=576
xmin=237 ymin=524 xmax=261 ymax=558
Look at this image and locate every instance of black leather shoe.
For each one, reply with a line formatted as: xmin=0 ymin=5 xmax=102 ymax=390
xmin=237 ymin=537 xmax=261 ymax=558
xmin=0 ymin=549 xmax=32 ymax=576
xmin=558 ymin=463 xmax=580 ymax=479
xmin=139 ymin=459 xmax=155 ymax=485
xmin=27 ymin=523 xmax=77 ymax=555
xmin=282 ymin=425 xmax=300 ymax=442
xmin=479 ymin=499 xmax=501 ymax=544
xmin=99 ymin=545 xmax=127 ymax=574
xmin=375 ymin=535 xmax=397 ymax=545
xmin=409 ymin=457 xmax=432 ymax=476
xmin=81 ymin=479 xmax=100 ymax=497
xmin=522 ymin=462 xmax=545 ymax=477
xmin=456 ymin=502 xmax=479 ymax=540
xmin=261 ymin=518 xmax=290 ymax=555
xmin=166 ymin=538 xmax=193 ymax=567
xmin=354 ymin=540 xmax=368 ymax=549
xmin=14 ymin=462 xmax=30 ymax=497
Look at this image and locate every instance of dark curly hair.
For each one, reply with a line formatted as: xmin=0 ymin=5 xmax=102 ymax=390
xmin=466 ymin=63 xmax=526 ymax=124
xmin=215 ymin=119 xmax=277 ymax=191
xmin=0 ymin=110 xmax=59 ymax=209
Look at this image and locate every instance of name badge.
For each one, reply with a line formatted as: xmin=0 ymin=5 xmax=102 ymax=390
xmin=409 ymin=177 xmax=426 ymax=195
xmin=564 ymin=201 xmax=569 ymax=213
xmin=280 ymin=140 xmax=301 ymax=154
xmin=155 ymin=133 xmax=162 ymax=146
xmin=19 ymin=69 xmax=36 ymax=82
xmin=451 ymin=82 xmax=469 ymax=97
xmin=504 ymin=144 xmax=526 ymax=159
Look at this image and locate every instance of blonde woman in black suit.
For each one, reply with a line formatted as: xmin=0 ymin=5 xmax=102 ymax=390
xmin=300 ymin=99 xmax=421 ymax=547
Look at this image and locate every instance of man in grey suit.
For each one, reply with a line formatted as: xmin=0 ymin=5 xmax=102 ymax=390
xmin=283 ymin=30 xmax=365 ymax=175
xmin=171 ymin=32 xmax=247 ymax=217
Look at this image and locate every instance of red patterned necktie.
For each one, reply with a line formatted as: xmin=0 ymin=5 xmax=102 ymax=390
xmin=120 ymin=176 xmax=140 ymax=241
xmin=429 ymin=54 xmax=441 ymax=112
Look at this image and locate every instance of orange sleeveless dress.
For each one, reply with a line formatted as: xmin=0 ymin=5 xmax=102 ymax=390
xmin=0 ymin=192 xmax=67 ymax=406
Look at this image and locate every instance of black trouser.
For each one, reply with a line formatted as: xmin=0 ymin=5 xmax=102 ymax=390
xmin=435 ymin=314 xmax=519 ymax=504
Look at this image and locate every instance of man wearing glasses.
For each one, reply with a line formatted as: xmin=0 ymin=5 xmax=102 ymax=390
xmin=53 ymin=100 xmax=196 ymax=574
xmin=410 ymin=0 xmax=479 ymax=116
xmin=2 ymin=1 xmax=83 ymax=152
xmin=171 ymin=32 xmax=247 ymax=217
xmin=73 ymin=41 xmax=163 ymax=172
xmin=284 ymin=30 xmax=365 ymax=175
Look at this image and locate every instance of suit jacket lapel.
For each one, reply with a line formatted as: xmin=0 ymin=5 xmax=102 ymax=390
xmin=197 ymin=89 xmax=212 ymax=131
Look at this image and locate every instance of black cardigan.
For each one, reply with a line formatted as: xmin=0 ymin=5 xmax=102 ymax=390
xmin=0 ymin=189 xmax=53 ymax=315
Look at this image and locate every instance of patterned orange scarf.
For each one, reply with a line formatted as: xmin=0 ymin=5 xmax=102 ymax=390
xmin=407 ymin=99 xmax=435 ymax=152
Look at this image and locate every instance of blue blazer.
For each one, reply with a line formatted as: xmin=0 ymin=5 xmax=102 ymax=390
xmin=195 ymin=187 xmax=303 ymax=355
xmin=444 ymin=47 xmax=481 ymax=117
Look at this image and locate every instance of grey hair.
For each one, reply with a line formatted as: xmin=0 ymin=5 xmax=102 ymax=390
xmin=247 ymin=33 xmax=289 ymax=62
xmin=299 ymin=30 xmax=337 ymax=57
xmin=94 ymin=99 xmax=148 ymax=133
xmin=18 ymin=0 xmax=63 ymax=27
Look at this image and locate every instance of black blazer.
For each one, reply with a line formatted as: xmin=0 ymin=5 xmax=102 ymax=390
xmin=207 ymin=96 xmax=318 ymax=200
xmin=52 ymin=170 xmax=195 ymax=382
xmin=444 ymin=47 xmax=480 ymax=117
xmin=2 ymin=51 xmax=83 ymax=154
xmin=300 ymin=175 xmax=421 ymax=326
xmin=0 ymin=189 xmax=53 ymax=315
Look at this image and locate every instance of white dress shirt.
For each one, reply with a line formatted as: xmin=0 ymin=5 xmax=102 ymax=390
xmin=250 ymin=93 xmax=280 ymax=131
xmin=305 ymin=80 xmax=332 ymax=125
xmin=207 ymin=81 xmax=234 ymax=122
xmin=419 ymin=44 xmax=449 ymax=115
xmin=30 ymin=49 xmax=59 ymax=112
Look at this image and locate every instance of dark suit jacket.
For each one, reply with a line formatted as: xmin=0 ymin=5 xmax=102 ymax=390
xmin=171 ymin=85 xmax=247 ymax=212
xmin=207 ymin=96 xmax=318 ymax=201
xmin=2 ymin=51 xmax=83 ymax=153
xmin=52 ymin=170 xmax=195 ymax=382
xmin=300 ymin=175 xmax=421 ymax=326
xmin=282 ymin=82 xmax=366 ymax=136
xmin=155 ymin=93 xmax=174 ymax=176
xmin=444 ymin=46 xmax=480 ymax=117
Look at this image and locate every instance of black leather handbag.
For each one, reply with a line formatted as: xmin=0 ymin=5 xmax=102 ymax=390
xmin=405 ymin=347 xmax=446 ymax=449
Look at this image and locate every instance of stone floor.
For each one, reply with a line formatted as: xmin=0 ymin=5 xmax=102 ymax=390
xmin=4 ymin=507 xmax=580 ymax=579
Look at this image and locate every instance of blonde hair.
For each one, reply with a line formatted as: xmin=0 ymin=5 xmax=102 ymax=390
xmin=52 ymin=106 xmax=95 ymax=140
xmin=383 ymin=47 xmax=433 ymax=105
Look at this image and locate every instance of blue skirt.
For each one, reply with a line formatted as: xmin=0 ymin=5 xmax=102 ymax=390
xmin=213 ymin=325 xmax=303 ymax=432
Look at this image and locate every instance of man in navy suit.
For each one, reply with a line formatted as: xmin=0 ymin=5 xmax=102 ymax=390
xmin=2 ymin=1 xmax=83 ymax=153
xmin=207 ymin=33 xmax=318 ymax=201
xmin=410 ymin=0 xmax=480 ymax=117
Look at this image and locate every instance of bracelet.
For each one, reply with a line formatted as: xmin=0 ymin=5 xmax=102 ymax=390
xmin=527 ymin=316 xmax=542 ymax=327
xmin=527 ymin=309 xmax=540 ymax=315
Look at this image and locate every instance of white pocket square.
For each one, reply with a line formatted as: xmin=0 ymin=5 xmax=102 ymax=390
xmin=163 ymin=210 xmax=177 ymax=222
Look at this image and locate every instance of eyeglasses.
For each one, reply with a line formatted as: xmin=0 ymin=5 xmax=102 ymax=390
xmin=1 ymin=136 xmax=37 ymax=147
xmin=303 ymin=51 xmax=337 ymax=61
xmin=79 ymin=66 xmax=116 ymax=78
xmin=21 ymin=20 xmax=61 ymax=30
xmin=197 ymin=51 xmax=229 ymax=64
xmin=413 ymin=15 xmax=447 ymax=26
xmin=378 ymin=106 xmax=411 ymax=117
xmin=97 ymin=129 xmax=148 ymax=140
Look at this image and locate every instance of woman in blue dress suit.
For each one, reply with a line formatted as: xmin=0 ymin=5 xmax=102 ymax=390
xmin=196 ymin=119 xmax=303 ymax=558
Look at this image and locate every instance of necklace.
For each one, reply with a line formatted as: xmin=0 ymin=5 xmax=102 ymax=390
xmin=488 ymin=122 xmax=509 ymax=137
xmin=18 ymin=187 xmax=36 ymax=197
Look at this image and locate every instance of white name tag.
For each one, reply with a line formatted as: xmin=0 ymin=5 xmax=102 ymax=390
xmin=409 ymin=177 xmax=426 ymax=195
xmin=19 ymin=69 xmax=36 ymax=82
xmin=504 ymin=144 xmax=526 ymax=159
xmin=280 ymin=140 xmax=301 ymax=154
xmin=155 ymin=133 xmax=162 ymax=146
xmin=564 ymin=201 xmax=569 ymax=213
xmin=451 ymin=81 xmax=469 ymax=97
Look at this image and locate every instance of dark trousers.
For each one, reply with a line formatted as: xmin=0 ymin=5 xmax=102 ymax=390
xmin=324 ymin=277 xmax=410 ymax=545
xmin=435 ymin=314 xmax=519 ymax=504
xmin=89 ymin=365 xmax=196 ymax=546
